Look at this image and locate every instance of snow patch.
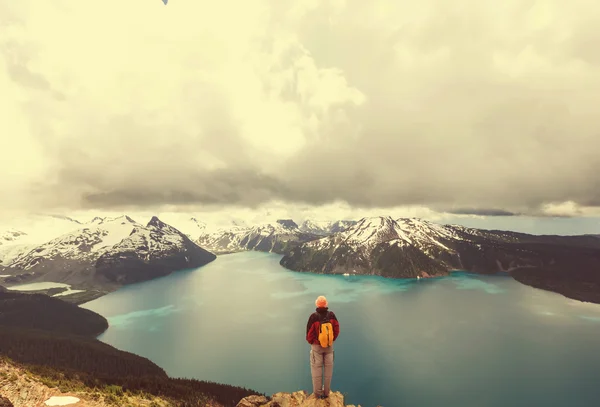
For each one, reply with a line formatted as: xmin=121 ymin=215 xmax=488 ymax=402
xmin=0 ymin=215 xmax=82 ymax=245
xmin=44 ymin=396 xmax=80 ymax=406
xmin=0 ymin=243 xmax=37 ymax=265
xmin=53 ymin=288 xmax=86 ymax=297
xmin=7 ymin=282 xmax=71 ymax=291
xmin=6 ymin=281 xmax=85 ymax=297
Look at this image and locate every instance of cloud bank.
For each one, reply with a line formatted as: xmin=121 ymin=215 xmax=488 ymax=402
xmin=2 ymin=0 xmax=600 ymax=217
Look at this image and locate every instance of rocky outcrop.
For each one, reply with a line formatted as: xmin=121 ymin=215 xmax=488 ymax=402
xmin=0 ymin=358 xmax=174 ymax=407
xmin=236 ymin=390 xmax=380 ymax=407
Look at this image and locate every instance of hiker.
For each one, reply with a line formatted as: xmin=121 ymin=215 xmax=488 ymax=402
xmin=306 ymin=295 xmax=340 ymax=399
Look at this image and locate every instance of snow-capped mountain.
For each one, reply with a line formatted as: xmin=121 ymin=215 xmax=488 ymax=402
xmin=283 ymin=217 xmax=456 ymax=278
xmin=95 ymin=216 xmax=216 ymax=284
xmin=197 ymin=219 xmax=320 ymax=255
xmin=0 ymin=244 xmax=37 ymax=266
xmin=0 ymin=215 xmax=83 ymax=245
xmin=4 ymin=216 xmax=140 ymax=271
xmin=280 ymin=216 xmax=600 ymax=303
xmin=0 ymin=229 xmax=27 ymax=245
xmin=0 ymin=230 xmax=34 ymax=266
xmin=143 ymin=214 xmax=252 ymax=241
xmin=145 ymin=215 xmax=208 ymax=241
xmin=299 ymin=220 xmax=357 ymax=236
xmin=1 ymin=215 xmax=216 ymax=294
xmin=0 ymin=215 xmax=90 ymax=266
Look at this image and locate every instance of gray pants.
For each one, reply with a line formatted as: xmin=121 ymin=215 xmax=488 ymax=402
xmin=310 ymin=343 xmax=334 ymax=397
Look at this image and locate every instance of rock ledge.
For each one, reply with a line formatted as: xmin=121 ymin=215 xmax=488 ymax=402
xmin=236 ymin=390 xmax=382 ymax=407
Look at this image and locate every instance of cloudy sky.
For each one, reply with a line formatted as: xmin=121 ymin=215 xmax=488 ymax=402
xmin=2 ymin=0 xmax=600 ymax=232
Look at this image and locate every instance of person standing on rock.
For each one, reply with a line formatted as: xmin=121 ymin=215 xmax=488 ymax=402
xmin=306 ymin=295 xmax=340 ymax=399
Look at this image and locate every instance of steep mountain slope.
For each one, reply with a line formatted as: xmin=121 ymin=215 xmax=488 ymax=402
xmin=95 ymin=216 xmax=216 ymax=284
xmin=281 ymin=216 xmax=600 ymax=303
xmin=299 ymin=220 xmax=357 ymax=236
xmin=0 ymin=216 xmax=216 ymax=301
xmin=0 ymin=243 xmax=37 ymax=267
xmin=197 ymin=219 xmax=320 ymax=255
xmin=147 ymin=215 xmax=208 ymax=241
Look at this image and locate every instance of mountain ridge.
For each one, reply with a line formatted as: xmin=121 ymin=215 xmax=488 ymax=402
xmin=0 ymin=215 xmax=216 ymax=303
xmin=2 ymin=213 xmax=600 ymax=304
xmin=197 ymin=219 xmax=321 ymax=255
xmin=299 ymin=219 xmax=357 ymax=236
xmin=280 ymin=216 xmax=600 ymax=303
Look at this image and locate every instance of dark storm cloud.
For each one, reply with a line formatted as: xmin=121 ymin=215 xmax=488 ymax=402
xmin=445 ymin=208 xmax=519 ymax=217
xmin=79 ymin=168 xmax=290 ymax=209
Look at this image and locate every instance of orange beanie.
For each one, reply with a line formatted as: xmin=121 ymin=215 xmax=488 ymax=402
xmin=315 ymin=295 xmax=328 ymax=308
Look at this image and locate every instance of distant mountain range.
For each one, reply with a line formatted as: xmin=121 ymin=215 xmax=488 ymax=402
xmin=0 ymin=215 xmax=216 ymax=303
xmin=298 ymin=220 xmax=358 ymax=236
xmin=280 ymin=216 xmax=600 ymax=304
xmin=0 ymin=214 xmax=358 ymax=302
xmin=1 ymin=214 xmax=599 ymax=304
xmin=197 ymin=219 xmax=322 ymax=255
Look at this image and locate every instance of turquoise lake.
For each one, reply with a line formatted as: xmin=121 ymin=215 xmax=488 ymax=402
xmin=81 ymin=251 xmax=600 ymax=407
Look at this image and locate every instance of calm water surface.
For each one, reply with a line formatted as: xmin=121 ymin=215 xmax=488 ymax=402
xmin=82 ymin=251 xmax=600 ymax=407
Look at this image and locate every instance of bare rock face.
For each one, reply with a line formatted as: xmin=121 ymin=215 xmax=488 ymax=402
xmin=236 ymin=390 xmax=382 ymax=407
xmin=236 ymin=394 xmax=270 ymax=407
xmin=0 ymin=397 xmax=14 ymax=407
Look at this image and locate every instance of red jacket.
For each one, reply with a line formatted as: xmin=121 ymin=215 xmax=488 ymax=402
xmin=306 ymin=307 xmax=340 ymax=345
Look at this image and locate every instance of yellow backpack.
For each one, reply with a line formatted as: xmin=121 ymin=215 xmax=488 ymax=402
xmin=318 ymin=312 xmax=334 ymax=348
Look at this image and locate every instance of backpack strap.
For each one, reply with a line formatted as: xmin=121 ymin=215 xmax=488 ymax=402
xmin=317 ymin=311 xmax=329 ymax=333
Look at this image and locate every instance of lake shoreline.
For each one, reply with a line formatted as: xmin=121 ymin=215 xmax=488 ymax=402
xmin=3 ymin=250 xmax=598 ymax=307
